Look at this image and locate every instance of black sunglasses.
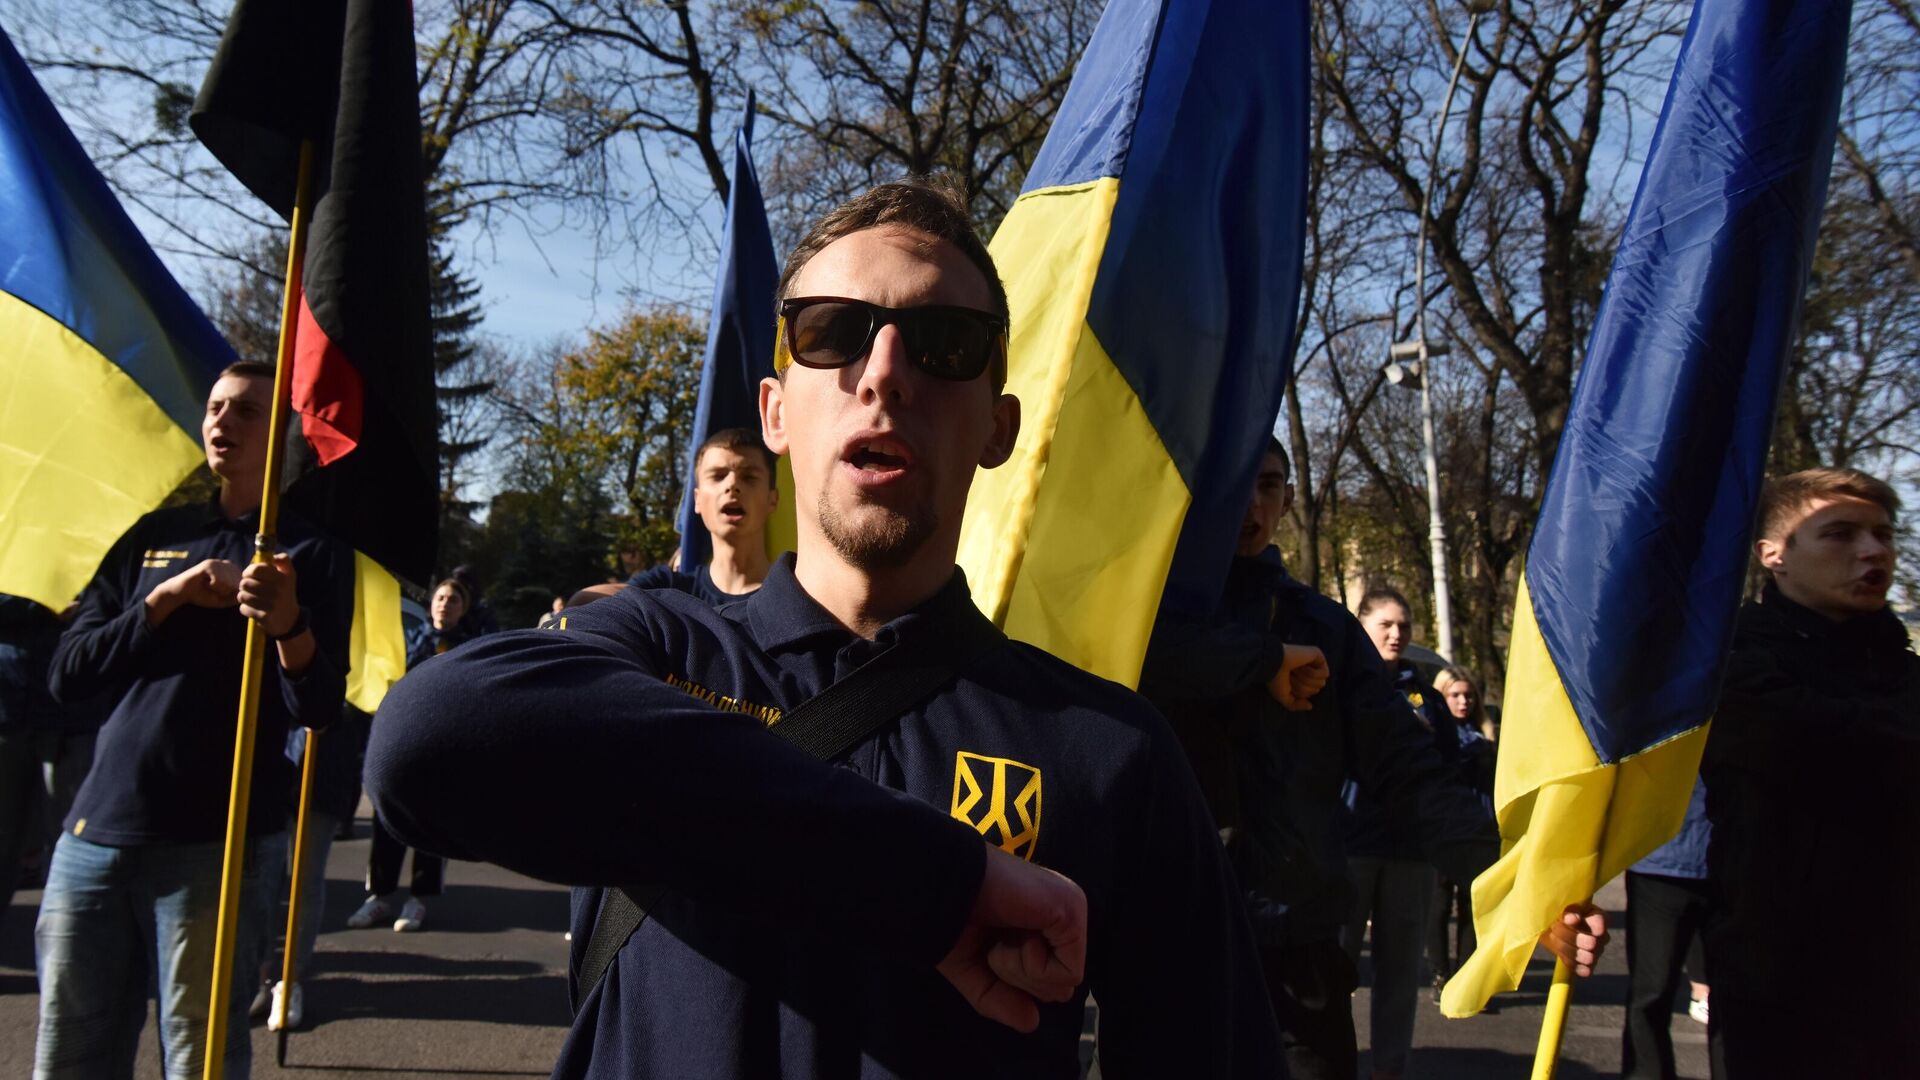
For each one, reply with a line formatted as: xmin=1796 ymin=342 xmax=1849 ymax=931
xmin=777 ymin=296 xmax=1007 ymax=383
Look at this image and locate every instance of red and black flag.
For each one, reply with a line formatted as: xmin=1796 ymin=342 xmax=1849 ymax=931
xmin=190 ymin=0 xmax=437 ymax=586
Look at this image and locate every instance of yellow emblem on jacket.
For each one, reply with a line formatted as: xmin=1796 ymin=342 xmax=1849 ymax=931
xmin=950 ymin=751 xmax=1042 ymax=860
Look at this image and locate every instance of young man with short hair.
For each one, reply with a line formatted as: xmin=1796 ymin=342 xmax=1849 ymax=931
xmin=368 ymin=178 xmax=1282 ymax=1076
xmin=1702 ymin=466 xmax=1916 ymax=1076
xmin=629 ymin=427 xmax=781 ymax=604
xmin=39 ymin=360 xmax=352 ymax=1079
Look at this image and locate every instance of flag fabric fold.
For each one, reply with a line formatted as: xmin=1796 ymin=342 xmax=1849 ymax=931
xmin=190 ymin=0 xmax=438 ymax=591
xmin=956 ymin=0 xmax=1309 ymax=688
xmin=0 ymin=28 xmax=237 ymax=612
xmin=676 ymin=93 xmax=784 ymax=569
xmin=1443 ymin=0 xmax=1853 ymax=1017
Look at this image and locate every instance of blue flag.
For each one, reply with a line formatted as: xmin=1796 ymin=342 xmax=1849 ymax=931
xmin=0 ymin=27 xmax=236 ymax=612
xmin=1444 ymin=0 xmax=1852 ymax=1016
xmin=955 ymin=0 xmax=1309 ymax=686
xmin=676 ymin=94 xmax=780 ymax=570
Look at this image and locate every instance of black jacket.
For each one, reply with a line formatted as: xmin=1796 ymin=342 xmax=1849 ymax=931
xmin=1701 ymin=584 xmax=1920 ymax=1070
xmin=369 ymin=555 xmax=1281 ymax=1078
xmin=49 ymin=500 xmax=351 ymax=844
xmin=1140 ymin=548 xmax=1497 ymax=945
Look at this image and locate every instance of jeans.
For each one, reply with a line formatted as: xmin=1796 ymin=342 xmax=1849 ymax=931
xmin=34 ymin=831 xmax=286 ymax=1080
xmin=1344 ymin=855 xmax=1435 ymax=1076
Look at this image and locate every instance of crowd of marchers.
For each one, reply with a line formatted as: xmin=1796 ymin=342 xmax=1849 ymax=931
xmin=2 ymin=177 xmax=1913 ymax=1080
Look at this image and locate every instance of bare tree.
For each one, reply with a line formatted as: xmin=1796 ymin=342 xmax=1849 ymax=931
xmin=736 ymin=0 xmax=1100 ymax=234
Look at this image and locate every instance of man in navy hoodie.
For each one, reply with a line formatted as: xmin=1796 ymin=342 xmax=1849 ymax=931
xmin=39 ymin=360 xmax=351 ymax=1079
xmin=368 ymin=178 xmax=1282 ymax=1077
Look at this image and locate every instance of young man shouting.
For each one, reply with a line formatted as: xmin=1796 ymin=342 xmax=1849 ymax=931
xmin=629 ymin=427 xmax=781 ymax=604
xmin=368 ymin=179 xmax=1281 ymax=1077
xmin=1702 ymin=467 xmax=1917 ymax=1076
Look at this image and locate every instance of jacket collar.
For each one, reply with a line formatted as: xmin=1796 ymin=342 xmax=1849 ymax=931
xmin=199 ymin=493 xmax=260 ymax=532
xmin=745 ymin=552 xmax=986 ymax=653
xmin=1757 ymin=579 xmax=1911 ymax=654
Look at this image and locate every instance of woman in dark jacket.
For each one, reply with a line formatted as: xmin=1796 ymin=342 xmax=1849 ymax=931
xmin=1422 ymin=666 xmax=1496 ymax=1003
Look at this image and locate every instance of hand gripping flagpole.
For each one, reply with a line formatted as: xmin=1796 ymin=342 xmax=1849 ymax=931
xmin=203 ymin=138 xmax=315 ymax=1080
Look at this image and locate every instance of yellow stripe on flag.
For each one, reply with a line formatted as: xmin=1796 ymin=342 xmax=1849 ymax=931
xmin=0 ymin=291 xmax=204 ymax=610
xmin=346 ymin=551 xmax=407 ymax=713
xmin=959 ymin=180 xmax=1190 ymax=688
xmin=1441 ymin=577 xmax=1710 ymax=1016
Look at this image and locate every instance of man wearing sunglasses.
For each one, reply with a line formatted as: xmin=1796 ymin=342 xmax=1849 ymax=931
xmin=367 ymin=178 xmax=1281 ymax=1076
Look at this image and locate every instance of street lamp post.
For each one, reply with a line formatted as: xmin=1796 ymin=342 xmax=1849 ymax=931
xmin=1385 ymin=2 xmax=1486 ymax=663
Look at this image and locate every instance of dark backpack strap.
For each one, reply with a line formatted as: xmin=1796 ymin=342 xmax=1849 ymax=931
xmin=572 ymin=884 xmax=665 ymax=1014
xmin=571 ymin=607 xmax=1005 ymax=1013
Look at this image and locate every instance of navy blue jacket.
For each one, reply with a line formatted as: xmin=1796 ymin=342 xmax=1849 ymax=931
xmin=369 ymin=555 xmax=1281 ymax=1078
xmin=1139 ymin=548 xmax=1497 ymax=945
xmin=49 ymin=500 xmax=351 ymax=845
xmin=1630 ymin=775 xmax=1708 ymax=881
xmin=0 ymin=594 xmax=64 ymax=732
xmin=626 ymin=562 xmax=750 ymax=608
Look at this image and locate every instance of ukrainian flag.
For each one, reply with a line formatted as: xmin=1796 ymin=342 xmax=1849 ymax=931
xmin=673 ymin=92 xmax=788 ymax=566
xmin=1443 ymin=0 xmax=1854 ymax=1016
xmin=0 ymin=27 xmax=235 ymax=614
xmin=957 ymin=0 xmax=1307 ymax=688
xmin=0 ymin=28 xmax=408 ymax=713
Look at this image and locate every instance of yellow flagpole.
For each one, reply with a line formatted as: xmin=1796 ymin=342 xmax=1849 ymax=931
xmin=1531 ymin=957 xmax=1576 ymax=1079
xmin=273 ymin=724 xmax=322 ymax=1062
xmin=203 ymin=138 xmax=315 ymax=1080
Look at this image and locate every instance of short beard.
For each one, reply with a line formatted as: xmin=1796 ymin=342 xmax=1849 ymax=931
xmin=817 ymin=493 xmax=935 ymax=571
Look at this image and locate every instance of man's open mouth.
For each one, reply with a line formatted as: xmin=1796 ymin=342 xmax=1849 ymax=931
xmin=842 ymin=433 xmax=914 ymax=474
xmin=720 ymin=500 xmax=745 ymax=521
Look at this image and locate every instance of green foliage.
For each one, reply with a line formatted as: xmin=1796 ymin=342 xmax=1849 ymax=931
xmin=476 ymin=307 xmax=705 ymax=617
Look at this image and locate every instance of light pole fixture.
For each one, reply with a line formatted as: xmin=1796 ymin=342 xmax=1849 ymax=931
xmin=1385 ymin=2 xmax=1485 ymax=663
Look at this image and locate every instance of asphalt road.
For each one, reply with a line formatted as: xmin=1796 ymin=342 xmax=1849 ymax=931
xmin=2 ymin=817 xmax=1707 ymax=1079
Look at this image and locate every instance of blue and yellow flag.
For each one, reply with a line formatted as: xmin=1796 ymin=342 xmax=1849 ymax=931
xmin=957 ymin=0 xmax=1308 ymax=687
xmin=676 ymin=92 xmax=785 ymax=568
xmin=1444 ymin=0 xmax=1853 ymax=1016
xmin=0 ymin=27 xmax=235 ymax=613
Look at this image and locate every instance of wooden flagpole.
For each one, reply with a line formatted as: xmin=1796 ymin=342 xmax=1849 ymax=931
xmin=203 ymin=137 xmax=315 ymax=1080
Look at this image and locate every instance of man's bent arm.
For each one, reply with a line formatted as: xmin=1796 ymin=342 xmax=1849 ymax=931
xmin=1139 ymin=605 xmax=1289 ymax=704
xmin=271 ymin=539 xmax=353 ymax=729
xmin=366 ymin=622 xmax=988 ymax=964
xmin=49 ymin=524 xmax=153 ymax=704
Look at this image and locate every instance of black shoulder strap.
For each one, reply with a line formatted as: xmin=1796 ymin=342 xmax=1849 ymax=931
xmin=571 ymin=608 xmax=1005 ymax=1013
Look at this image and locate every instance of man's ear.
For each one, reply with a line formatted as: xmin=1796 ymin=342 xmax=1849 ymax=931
xmin=1279 ymin=484 xmax=1297 ymax=520
xmin=1756 ymin=535 xmax=1785 ymax=573
xmin=979 ymin=393 xmax=1021 ymax=469
xmin=759 ymin=377 xmax=789 ymax=456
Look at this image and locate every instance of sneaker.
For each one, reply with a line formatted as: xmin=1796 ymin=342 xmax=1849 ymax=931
xmin=346 ymin=894 xmax=395 ymax=929
xmin=249 ymin=980 xmax=273 ymax=1019
xmin=1688 ymin=996 xmax=1710 ymax=1025
xmin=393 ymin=896 xmax=428 ymax=932
xmin=268 ymin=980 xmax=304 ymax=1031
